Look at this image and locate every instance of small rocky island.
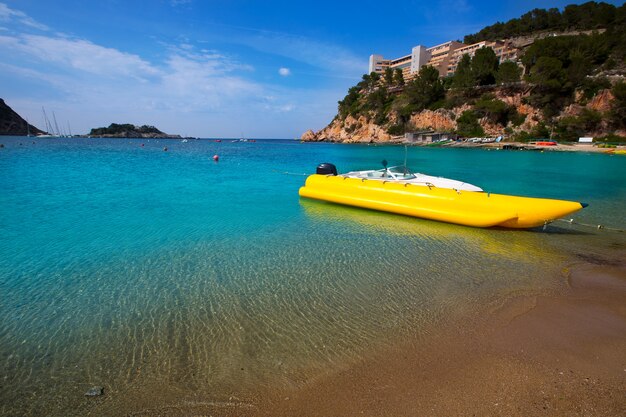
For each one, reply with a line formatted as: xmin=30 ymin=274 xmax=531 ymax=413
xmin=88 ymin=123 xmax=181 ymax=139
xmin=0 ymin=99 xmax=183 ymax=139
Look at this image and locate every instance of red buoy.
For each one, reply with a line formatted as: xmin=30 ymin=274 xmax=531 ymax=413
xmin=213 ymin=154 xmax=219 ymax=161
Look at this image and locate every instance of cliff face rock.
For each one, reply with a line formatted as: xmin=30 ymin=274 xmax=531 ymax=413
xmin=565 ymin=89 xmax=615 ymax=117
xmin=516 ymin=103 xmax=543 ymax=132
xmin=0 ymin=99 xmax=45 ymax=136
xmin=494 ymin=90 xmax=542 ymax=131
xmin=302 ymin=85 xmax=620 ymax=143
xmin=408 ymin=109 xmax=457 ymax=132
xmin=306 ymin=115 xmax=393 ymax=143
xmin=587 ymin=89 xmax=614 ymax=113
xmin=302 ymin=99 xmax=540 ymax=142
xmin=301 ymin=129 xmax=316 ymax=141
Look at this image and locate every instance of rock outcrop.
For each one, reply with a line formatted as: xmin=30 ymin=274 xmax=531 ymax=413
xmin=0 ymin=99 xmax=45 ymax=136
xmin=301 ymin=129 xmax=316 ymax=141
xmin=408 ymin=109 xmax=457 ymax=132
xmin=586 ymin=89 xmax=614 ymax=113
xmin=303 ymin=115 xmax=394 ymax=143
xmin=302 ymin=86 xmax=621 ymax=143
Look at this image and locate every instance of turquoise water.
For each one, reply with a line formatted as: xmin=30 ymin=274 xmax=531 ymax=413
xmin=1 ymin=137 xmax=625 ymax=415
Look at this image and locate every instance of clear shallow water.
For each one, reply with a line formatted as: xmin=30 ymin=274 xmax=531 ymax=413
xmin=1 ymin=137 xmax=625 ymax=415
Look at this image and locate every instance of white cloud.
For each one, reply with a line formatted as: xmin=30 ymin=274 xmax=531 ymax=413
xmin=167 ymin=43 xmax=254 ymax=73
xmin=170 ymin=0 xmax=193 ymax=6
xmin=0 ymin=3 xmax=49 ymax=31
xmin=0 ymin=30 xmax=292 ymax=134
xmin=16 ymin=34 xmax=159 ymax=80
xmin=0 ymin=5 xmax=351 ymax=137
xmin=215 ymin=27 xmax=366 ymax=77
xmin=160 ymin=53 xmax=263 ymax=110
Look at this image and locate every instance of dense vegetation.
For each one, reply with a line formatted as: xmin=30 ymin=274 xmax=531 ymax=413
xmin=464 ymin=1 xmax=625 ymax=43
xmin=338 ymin=46 xmax=527 ymax=136
xmin=334 ymin=1 xmax=626 ymax=141
xmin=89 ymin=123 xmax=163 ymax=136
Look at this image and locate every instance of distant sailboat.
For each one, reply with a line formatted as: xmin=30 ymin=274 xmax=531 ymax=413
xmin=38 ymin=107 xmax=72 ymax=137
xmin=52 ymin=111 xmax=61 ymax=136
xmin=38 ymin=107 xmax=57 ymax=137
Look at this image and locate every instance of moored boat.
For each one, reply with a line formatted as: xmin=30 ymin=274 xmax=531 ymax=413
xmin=299 ymin=163 xmax=587 ymax=229
xmin=341 ymin=164 xmax=483 ymax=192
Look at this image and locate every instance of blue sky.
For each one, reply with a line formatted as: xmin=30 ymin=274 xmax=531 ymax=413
xmin=1 ymin=1 xmax=622 ymax=138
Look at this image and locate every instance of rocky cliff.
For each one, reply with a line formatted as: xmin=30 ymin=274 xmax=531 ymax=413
xmin=303 ymin=115 xmax=394 ymax=143
xmin=302 ymin=85 xmax=622 ymax=143
xmin=0 ymin=99 xmax=45 ymax=136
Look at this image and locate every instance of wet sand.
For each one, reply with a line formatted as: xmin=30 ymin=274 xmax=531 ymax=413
xmin=93 ymin=259 xmax=626 ymax=417
xmin=248 ymin=261 xmax=625 ymax=417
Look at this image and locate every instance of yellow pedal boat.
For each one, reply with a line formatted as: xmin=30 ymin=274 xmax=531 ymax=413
xmin=298 ymin=163 xmax=587 ymax=229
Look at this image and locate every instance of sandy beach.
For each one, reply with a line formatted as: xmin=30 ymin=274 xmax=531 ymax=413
xmin=261 ymin=260 xmax=626 ymax=417
xmin=369 ymin=138 xmax=626 ymax=154
xmin=89 ymin=252 xmax=626 ymax=416
xmin=449 ymin=141 xmax=626 ymax=154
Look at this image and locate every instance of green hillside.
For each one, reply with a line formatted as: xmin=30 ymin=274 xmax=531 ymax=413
xmin=333 ymin=1 xmax=626 ymax=141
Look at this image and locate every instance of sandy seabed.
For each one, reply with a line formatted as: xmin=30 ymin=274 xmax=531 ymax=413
xmin=84 ymin=251 xmax=626 ymax=417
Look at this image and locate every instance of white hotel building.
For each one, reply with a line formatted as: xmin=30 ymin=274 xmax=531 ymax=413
xmin=369 ymin=40 xmax=520 ymax=80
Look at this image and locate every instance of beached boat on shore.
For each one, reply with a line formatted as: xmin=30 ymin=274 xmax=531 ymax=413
xmin=299 ymin=163 xmax=587 ymax=229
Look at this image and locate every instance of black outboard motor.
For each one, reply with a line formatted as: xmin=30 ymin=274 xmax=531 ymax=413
xmin=316 ymin=162 xmax=337 ymax=175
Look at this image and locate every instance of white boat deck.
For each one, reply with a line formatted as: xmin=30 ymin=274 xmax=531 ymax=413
xmin=341 ymin=166 xmax=483 ymax=192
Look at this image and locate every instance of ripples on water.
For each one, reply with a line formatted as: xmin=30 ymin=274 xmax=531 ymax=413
xmin=0 ymin=138 xmax=624 ymax=415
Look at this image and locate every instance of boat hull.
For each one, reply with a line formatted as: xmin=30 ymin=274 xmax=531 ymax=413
xmin=298 ymin=174 xmax=585 ymax=229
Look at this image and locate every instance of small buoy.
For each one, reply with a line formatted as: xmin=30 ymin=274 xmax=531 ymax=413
xmin=141 ymin=143 xmax=144 ymax=147
xmin=213 ymin=154 xmax=219 ymax=161
xmin=163 ymin=147 xmax=168 ymax=151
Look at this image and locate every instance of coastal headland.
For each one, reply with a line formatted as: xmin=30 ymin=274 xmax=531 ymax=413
xmin=302 ymin=2 xmax=626 ymax=147
xmin=301 ymin=82 xmax=626 ymax=146
xmin=0 ymin=98 xmax=45 ymax=136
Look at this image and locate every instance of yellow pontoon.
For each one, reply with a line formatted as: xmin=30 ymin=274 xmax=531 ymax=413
xmin=298 ymin=163 xmax=586 ymax=229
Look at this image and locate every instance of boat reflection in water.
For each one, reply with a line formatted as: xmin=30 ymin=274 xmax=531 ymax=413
xmin=299 ymin=197 xmax=576 ymax=264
